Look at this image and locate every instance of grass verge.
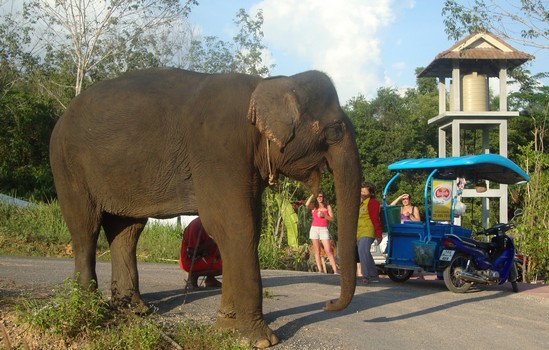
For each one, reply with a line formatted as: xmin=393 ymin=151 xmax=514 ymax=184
xmin=2 ymin=278 xmax=250 ymax=350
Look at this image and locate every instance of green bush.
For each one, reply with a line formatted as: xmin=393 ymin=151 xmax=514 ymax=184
xmin=14 ymin=278 xmax=248 ymax=349
xmin=18 ymin=278 xmax=111 ymax=338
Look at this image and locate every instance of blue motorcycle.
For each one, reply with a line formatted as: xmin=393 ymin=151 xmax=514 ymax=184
xmin=439 ymin=209 xmax=522 ymax=293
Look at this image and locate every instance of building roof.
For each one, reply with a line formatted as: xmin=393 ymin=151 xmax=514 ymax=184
xmin=418 ymin=31 xmax=533 ymax=78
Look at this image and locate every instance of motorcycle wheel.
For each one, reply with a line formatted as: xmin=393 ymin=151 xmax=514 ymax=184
xmin=510 ymin=262 xmax=519 ymax=293
xmin=386 ymin=268 xmax=413 ymax=282
xmin=514 ymin=257 xmax=524 ymax=282
xmin=443 ymin=253 xmax=472 ymax=293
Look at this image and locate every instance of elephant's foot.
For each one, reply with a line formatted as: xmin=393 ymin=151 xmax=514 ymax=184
xmin=215 ymin=311 xmax=279 ymax=349
xmin=109 ymin=291 xmax=152 ymax=315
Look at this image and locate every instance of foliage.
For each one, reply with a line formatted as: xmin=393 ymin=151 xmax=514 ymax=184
xmin=344 ymin=79 xmax=438 ymax=203
xmin=261 ymin=179 xmax=304 ymax=247
xmin=258 ymin=225 xmax=285 ymax=270
xmin=137 ymin=221 xmax=183 ymax=263
xmin=514 ymin=142 xmax=548 ymax=282
xmin=280 ymin=244 xmax=311 ymax=271
xmin=0 ymin=200 xmax=183 ymax=262
xmin=22 ymin=0 xmax=199 ymax=97
xmin=12 ymin=277 xmax=248 ymax=349
xmin=442 ymin=0 xmax=549 ymax=50
xmin=18 ymin=278 xmax=111 ymax=338
xmin=0 ymin=90 xmax=57 ymax=200
xmin=0 ymin=5 xmax=60 ymax=200
xmin=231 ymin=9 xmax=273 ymax=77
xmin=0 ymin=200 xmax=73 ymax=256
xmin=0 ymin=1 xmax=273 ymax=201
xmin=186 ymin=9 xmax=273 ymax=76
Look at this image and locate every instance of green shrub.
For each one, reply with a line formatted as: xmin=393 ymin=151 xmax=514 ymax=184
xmin=17 ymin=278 xmax=111 ymax=338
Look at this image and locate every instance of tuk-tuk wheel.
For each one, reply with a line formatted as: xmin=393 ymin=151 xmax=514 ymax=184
xmin=386 ymin=268 xmax=413 ymax=282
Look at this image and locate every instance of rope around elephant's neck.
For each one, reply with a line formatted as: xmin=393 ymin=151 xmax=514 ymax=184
xmin=266 ymin=139 xmax=278 ymax=186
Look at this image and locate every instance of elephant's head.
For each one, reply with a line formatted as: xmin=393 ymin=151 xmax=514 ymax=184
xmin=248 ymin=70 xmax=361 ymax=310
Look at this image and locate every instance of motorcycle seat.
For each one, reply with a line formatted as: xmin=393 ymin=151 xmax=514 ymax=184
xmin=446 ymin=234 xmax=493 ymax=250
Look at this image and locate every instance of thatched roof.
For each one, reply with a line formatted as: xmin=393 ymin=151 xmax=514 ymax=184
xmin=418 ymin=31 xmax=533 ymax=78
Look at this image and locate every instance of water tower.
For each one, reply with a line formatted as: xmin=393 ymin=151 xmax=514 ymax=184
xmin=418 ymin=31 xmax=532 ymax=225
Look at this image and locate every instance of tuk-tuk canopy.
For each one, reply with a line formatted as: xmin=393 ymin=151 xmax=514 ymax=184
xmin=388 ymin=154 xmax=529 ymax=185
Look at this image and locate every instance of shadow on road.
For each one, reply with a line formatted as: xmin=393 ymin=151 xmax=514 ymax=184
xmin=142 ymin=271 xmax=516 ymax=343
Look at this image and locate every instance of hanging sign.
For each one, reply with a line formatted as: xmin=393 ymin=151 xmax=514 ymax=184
xmin=431 ymin=179 xmax=453 ymax=221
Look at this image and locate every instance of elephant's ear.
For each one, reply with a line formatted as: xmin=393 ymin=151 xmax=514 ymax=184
xmin=247 ymin=77 xmax=300 ymax=150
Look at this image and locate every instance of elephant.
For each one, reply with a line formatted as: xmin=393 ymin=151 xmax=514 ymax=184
xmin=49 ymin=68 xmax=361 ymax=348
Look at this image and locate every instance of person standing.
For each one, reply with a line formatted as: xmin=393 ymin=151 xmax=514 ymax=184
xmin=357 ymin=183 xmax=382 ymax=283
xmin=391 ymin=193 xmax=421 ymax=223
xmin=306 ymin=192 xmax=338 ymax=274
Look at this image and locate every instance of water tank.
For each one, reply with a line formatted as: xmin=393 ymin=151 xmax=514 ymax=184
xmin=462 ymin=72 xmax=489 ymax=112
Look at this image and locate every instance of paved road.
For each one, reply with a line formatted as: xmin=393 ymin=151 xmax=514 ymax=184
xmin=1 ymin=255 xmax=548 ymax=349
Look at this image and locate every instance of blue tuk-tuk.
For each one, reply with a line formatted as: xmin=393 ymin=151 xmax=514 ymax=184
xmin=381 ymin=154 xmax=530 ymax=282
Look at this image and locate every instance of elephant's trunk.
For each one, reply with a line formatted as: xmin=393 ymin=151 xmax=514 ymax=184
xmin=324 ymin=125 xmax=361 ymax=311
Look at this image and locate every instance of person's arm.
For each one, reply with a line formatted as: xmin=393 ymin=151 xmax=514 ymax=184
xmin=390 ymin=194 xmax=403 ymax=206
xmin=368 ymin=199 xmax=383 ymax=242
xmin=409 ymin=206 xmax=421 ymax=221
xmin=324 ymin=205 xmax=335 ymax=222
xmin=305 ymin=194 xmax=315 ymax=210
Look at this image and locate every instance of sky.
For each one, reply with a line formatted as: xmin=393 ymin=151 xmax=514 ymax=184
xmin=188 ymin=0 xmax=548 ymax=103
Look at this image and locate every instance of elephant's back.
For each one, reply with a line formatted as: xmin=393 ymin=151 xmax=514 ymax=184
xmin=49 ymin=68 xmax=259 ymax=218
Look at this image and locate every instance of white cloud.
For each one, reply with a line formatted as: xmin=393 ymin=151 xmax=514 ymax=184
xmin=251 ymin=0 xmax=395 ymax=102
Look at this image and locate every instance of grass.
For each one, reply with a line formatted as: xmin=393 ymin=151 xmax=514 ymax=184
xmin=4 ymin=278 xmax=249 ymax=350
xmin=0 ymin=201 xmax=306 ymax=349
xmin=0 ymin=201 xmax=183 ymax=262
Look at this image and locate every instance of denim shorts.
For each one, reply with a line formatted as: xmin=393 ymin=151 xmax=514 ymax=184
xmin=309 ymin=226 xmax=330 ymax=240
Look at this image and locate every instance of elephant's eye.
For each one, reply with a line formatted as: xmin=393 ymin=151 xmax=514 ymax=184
xmin=324 ymin=122 xmax=344 ymax=144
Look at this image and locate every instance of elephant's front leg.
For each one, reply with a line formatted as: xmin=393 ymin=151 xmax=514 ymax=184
xmin=214 ymin=226 xmax=279 ymax=348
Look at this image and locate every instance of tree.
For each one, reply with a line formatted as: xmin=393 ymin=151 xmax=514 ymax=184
xmin=185 ymin=9 xmax=273 ymax=76
xmin=442 ymin=0 xmax=548 ymax=50
xmin=1 ymin=1 xmax=275 ymax=200
xmin=23 ymin=0 xmax=198 ymax=99
xmin=0 ymin=2 xmax=59 ymax=200
xmin=231 ymin=9 xmax=273 ymax=77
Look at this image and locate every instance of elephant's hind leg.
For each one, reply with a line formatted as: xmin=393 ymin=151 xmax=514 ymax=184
xmin=102 ymin=214 xmax=148 ymax=310
xmin=56 ymin=191 xmax=101 ymax=290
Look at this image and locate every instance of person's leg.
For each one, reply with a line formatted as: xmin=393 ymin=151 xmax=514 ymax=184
xmin=357 ymin=237 xmax=377 ymax=281
xmin=356 ymin=244 xmax=362 ymax=277
xmin=364 ymin=250 xmax=378 ymax=280
xmin=321 ymin=239 xmax=338 ymax=274
xmin=312 ymin=239 xmax=323 ymax=272
xmin=205 ymin=275 xmax=222 ymax=288
xmin=190 ymin=273 xmax=200 ymax=288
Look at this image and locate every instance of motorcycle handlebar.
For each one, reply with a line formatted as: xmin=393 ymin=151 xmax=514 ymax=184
xmin=481 ymin=222 xmax=515 ymax=236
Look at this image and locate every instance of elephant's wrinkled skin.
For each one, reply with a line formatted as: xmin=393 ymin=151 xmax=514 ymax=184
xmin=49 ymin=68 xmax=361 ymax=348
